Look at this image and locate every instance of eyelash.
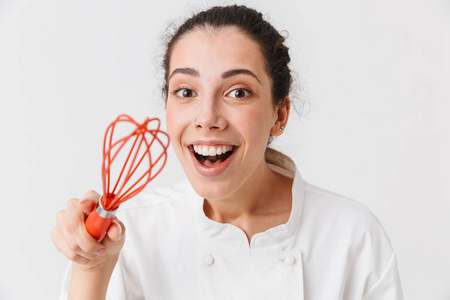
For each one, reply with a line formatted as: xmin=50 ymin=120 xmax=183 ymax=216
xmin=170 ymin=87 xmax=253 ymax=99
xmin=171 ymin=87 xmax=196 ymax=99
xmin=227 ymin=87 xmax=253 ymax=99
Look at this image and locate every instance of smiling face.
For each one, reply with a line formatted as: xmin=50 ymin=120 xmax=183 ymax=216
xmin=166 ymin=26 xmax=287 ymax=202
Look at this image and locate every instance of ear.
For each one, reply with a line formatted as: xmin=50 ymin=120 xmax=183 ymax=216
xmin=270 ymin=97 xmax=290 ymax=136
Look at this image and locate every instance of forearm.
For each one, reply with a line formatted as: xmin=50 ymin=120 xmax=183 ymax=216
xmin=68 ymin=255 xmax=119 ymax=300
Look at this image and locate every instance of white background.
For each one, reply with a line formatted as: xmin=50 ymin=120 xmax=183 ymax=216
xmin=0 ymin=0 xmax=449 ymax=299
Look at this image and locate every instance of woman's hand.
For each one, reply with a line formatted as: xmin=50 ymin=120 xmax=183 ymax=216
xmin=51 ymin=190 xmax=126 ymax=272
xmin=52 ymin=190 xmax=126 ymax=299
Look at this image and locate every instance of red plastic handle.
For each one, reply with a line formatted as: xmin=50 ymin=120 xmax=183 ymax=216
xmin=85 ymin=205 xmax=114 ymax=242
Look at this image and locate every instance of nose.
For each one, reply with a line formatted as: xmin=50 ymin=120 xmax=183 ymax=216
xmin=194 ymin=97 xmax=227 ymax=131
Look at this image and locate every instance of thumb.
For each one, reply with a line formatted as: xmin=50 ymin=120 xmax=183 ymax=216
xmin=79 ymin=190 xmax=101 ymax=214
xmin=103 ymin=219 xmax=126 ymax=254
xmin=107 ymin=219 xmax=124 ymax=241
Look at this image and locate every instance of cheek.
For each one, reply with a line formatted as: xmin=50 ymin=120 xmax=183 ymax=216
xmin=165 ymin=104 xmax=183 ymax=144
xmin=234 ymin=106 xmax=274 ymax=143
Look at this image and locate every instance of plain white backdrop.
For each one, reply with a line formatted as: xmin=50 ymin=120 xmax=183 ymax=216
xmin=0 ymin=0 xmax=449 ymax=299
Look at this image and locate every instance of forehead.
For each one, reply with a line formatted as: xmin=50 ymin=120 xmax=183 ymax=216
xmin=169 ymin=26 xmax=267 ymax=75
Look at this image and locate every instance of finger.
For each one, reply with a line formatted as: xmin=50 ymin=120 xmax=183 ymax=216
xmin=107 ymin=219 xmax=125 ymax=242
xmin=65 ymin=198 xmax=87 ymax=231
xmin=54 ymin=209 xmax=69 ymax=247
xmin=81 ymin=190 xmax=101 ymax=202
xmin=52 ymin=221 xmax=93 ymax=264
xmin=63 ymin=222 xmax=108 ymax=260
xmin=64 ymin=198 xmax=105 ymax=258
xmin=57 ymin=237 xmax=91 ymax=265
xmin=102 ymin=219 xmax=126 ymax=255
xmin=51 ymin=224 xmax=65 ymax=253
xmin=77 ymin=218 xmax=107 ymax=256
xmin=80 ymin=190 xmax=101 ymax=214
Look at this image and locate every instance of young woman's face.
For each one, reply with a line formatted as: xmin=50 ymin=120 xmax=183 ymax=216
xmin=166 ymin=27 xmax=284 ymax=201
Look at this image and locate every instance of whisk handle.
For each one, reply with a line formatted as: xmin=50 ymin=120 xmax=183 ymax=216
xmin=85 ymin=201 xmax=118 ymax=242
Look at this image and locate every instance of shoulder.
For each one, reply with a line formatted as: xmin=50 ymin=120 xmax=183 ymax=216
xmin=305 ymin=182 xmax=370 ymax=211
xmin=304 ymin=182 xmax=384 ymax=228
xmin=299 ymin=182 xmax=401 ymax=296
xmin=301 ymin=182 xmax=394 ymax=253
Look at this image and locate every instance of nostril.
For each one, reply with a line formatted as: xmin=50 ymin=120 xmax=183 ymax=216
xmin=193 ymin=113 xmax=227 ymax=130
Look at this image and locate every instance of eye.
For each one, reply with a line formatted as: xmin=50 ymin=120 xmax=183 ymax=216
xmin=227 ymin=88 xmax=252 ymax=99
xmin=172 ymin=88 xmax=197 ymax=98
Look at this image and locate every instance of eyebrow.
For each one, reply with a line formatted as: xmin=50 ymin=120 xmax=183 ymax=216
xmin=168 ymin=67 xmax=200 ymax=81
xmin=222 ymin=69 xmax=261 ymax=84
xmin=168 ymin=67 xmax=261 ymax=85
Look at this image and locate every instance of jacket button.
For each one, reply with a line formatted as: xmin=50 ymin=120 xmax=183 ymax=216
xmin=282 ymin=256 xmax=295 ymax=266
xmin=204 ymin=255 xmax=214 ymax=266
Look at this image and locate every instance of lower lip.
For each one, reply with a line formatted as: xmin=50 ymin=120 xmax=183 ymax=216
xmin=189 ymin=147 xmax=238 ymax=177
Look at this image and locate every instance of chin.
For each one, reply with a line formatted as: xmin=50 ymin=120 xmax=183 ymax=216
xmin=188 ymin=176 xmax=237 ymax=201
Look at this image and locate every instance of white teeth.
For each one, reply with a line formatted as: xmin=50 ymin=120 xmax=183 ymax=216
xmin=193 ymin=145 xmax=233 ymax=156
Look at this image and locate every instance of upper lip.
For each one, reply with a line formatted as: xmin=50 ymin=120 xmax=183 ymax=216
xmin=188 ymin=140 xmax=238 ymax=147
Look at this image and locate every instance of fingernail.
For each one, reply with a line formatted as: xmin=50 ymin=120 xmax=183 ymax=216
xmin=113 ymin=220 xmax=122 ymax=237
xmin=96 ymin=248 xmax=106 ymax=256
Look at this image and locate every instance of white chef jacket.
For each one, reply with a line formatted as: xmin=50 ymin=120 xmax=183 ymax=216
xmin=60 ymin=148 xmax=403 ymax=299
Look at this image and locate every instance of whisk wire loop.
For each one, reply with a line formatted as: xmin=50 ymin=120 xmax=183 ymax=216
xmin=86 ymin=114 xmax=169 ymax=241
xmin=111 ymin=131 xmax=142 ymax=196
xmin=100 ymin=115 xmax=169 ymax=211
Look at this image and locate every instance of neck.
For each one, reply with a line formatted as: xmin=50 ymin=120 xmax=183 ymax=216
xmin=203 ymin=160 xmax=293 ymax=224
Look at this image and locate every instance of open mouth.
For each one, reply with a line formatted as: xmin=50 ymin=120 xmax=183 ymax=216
xmin=189 ymin=144 xmax=236 ymax=167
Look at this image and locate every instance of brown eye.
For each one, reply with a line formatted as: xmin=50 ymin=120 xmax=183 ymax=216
xmin=227 ymin=88 xmax=252 ymax=99
xmin=174 ymin=88 xmax=197 ymax=98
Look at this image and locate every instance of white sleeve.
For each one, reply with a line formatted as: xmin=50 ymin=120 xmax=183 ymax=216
xmin=363 ymin=253 xmax=404 ymax=300
xmin=58 ymin=260 xmax=127 ymax=300
xmin=58 ymin=263 xmax=71 ymax=300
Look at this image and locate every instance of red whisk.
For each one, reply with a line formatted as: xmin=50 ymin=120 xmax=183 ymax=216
xmin=85 ymin=114 xmax=170 ymax=241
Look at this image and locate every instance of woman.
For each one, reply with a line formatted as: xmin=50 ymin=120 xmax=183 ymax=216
xmin=52 ymin=5 xmax=403 ymax=299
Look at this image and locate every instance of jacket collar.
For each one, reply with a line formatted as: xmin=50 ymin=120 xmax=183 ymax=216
xmin=195 ymin=148 xmax=306 ymax=249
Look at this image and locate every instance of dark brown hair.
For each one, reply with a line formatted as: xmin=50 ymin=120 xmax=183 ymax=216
xmin=162 ymin=5 xmax=292 ymax=107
